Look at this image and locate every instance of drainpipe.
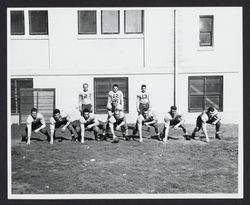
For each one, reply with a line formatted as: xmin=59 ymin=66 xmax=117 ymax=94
xmin=173 ymin=9 xmax=177 ymax=106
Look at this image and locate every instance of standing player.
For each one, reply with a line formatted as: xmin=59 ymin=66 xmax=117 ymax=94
xmin=79 ymin=83 xmax=92 ymax=115
xmin=161 ymin=106 xmax=189 ymax=143
xmin=106 ymin=105 xmax=129 ymax=143
xmin=136 ymin=84 xmax=151 ymax=115
xmin=191 ymin=107 xmax=222 ymax=142
xmin=133 ymin=108 xmax=160 ymax=142
xmin=78 ymin=109 xmax=100 ymax=143
xmin=49 ymin=109 xmax=78 ymax=144
xmin=107 ymin=84 xmax=124 ymax=117
xmin=24 ymin=108 xmax=50 ymax=145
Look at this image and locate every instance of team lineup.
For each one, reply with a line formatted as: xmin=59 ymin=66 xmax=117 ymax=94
xmin=24 ymin=83 xmax=222 ymax=145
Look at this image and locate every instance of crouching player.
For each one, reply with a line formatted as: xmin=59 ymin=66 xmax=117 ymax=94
xmin=133 ymin=108 xmax=160 ymax=142
xmin=161 ymin=106 xmax=189 ymax=143
xmin=78 ymin=109 xmax=100 ymax=143
xmin=106 ymin=105 xmax=128 ymax=143
xmin=49 ymin=109 xmax=78 ymax=144
xmin=191 ymin=107 xmax=222 ymax=142
xmin=25 ymin=108 xmax=50 ymax=145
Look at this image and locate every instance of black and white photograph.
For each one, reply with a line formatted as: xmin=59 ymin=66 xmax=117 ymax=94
xmin=7 ymin=5 xmax=243 ymax=199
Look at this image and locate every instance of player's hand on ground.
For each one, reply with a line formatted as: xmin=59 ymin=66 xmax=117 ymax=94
xmin=174 ymin=125 xmax=178 ymax=130
xmin=144 ymin=122 xmax=149 ymax=127
xmin=212 ymin=122 xmax=216 ymax=125
xmin=34 ymin=129 xmax=39 ymax=133
xmin=139 ymin=138 xmax=143 ymax=143
xmin=61 ymin=127 xmax=66 ymax=132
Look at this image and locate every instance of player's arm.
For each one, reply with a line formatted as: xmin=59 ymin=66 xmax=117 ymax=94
xmin=26 ymin=120 xmax=32 ymax=144
xmin=212 ymin=113 xmax=222 ymax=125
xmin=117 ymin=115 xmax=126 ymax=130
xmin=49 ymin=118 xmax=55 ymax=144
xmin=34 ymin=115 xmax=46 ymax=132
xmin=136 ymin=95 xmax=140 ymax=112
xmin=107 ymin=92 xmax=112 ymax=104
xmin=62 ymin=114 xmax=72 ymax=130
xmin=174 ymin=114 xmax=185 ymax=129
xmin=148 ymin=94 xmax=151 ymax=108
xmin=145 ymin=113 xmax=158 ymax=125
xmin=78 ymin=94 xmax=82 ymax=110
xmin=120 ymin=92 xmax=124 ymax=108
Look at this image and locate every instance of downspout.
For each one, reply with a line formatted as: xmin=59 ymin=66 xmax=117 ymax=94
xmin=173 ymin=9 xmax=177 ymax=106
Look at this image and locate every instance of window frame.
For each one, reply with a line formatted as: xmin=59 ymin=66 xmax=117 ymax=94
xmin=9 ymin=9 xmax=49 ymax=39
xmin=94 ymin=77 xmax=129 ymax=114
xmin=199 ymin=15 xmax=214 ymax=47
xmin=188 ymin=76 xmax=223 ymax=112
xmin=78 ymin=10 xmax=97 ymax=35
xmin=124 ymin=10 xmax=144 ymax=34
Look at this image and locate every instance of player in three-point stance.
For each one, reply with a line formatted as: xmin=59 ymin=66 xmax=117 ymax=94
xmin=24 ymin=108 xmax=50 ymax=145
xmin=191 ymin=107 xmax=222 ymax=142
xmin=79 ymin=83 xmax=93 ymax=115
xmin=136 ymin=84 xmax=151 ymax=115
xmin=160 ymin=106 xmax=190 ymax=143
xmin=49 ymin=109 xmax=77 ymax=144
xmin=77 ymin=109 xmax=100 ymax=143
xmin=133 ymin=108 xmax=160 ymax=142
xmin=105 ymin=105 xmax=129 ymax=143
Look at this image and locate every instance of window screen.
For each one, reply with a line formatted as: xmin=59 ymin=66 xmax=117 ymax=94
xmin=124 ymin=10 xmax=143 ymax=34
xmin=199 ymin=16 xmax=213 ymax=46
xmin=101 ymin=10 xmax=120 ymax=34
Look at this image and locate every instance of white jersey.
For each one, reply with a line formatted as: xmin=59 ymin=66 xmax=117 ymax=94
xmin=26 ymin=113 xmax=45 ymax=125
xmin=137 ymin=92 xmax=150 ymax=104
xmin=79 ymin=90 xmax=92 ymax=105
xmin=108 ymin=90 xmax=123 ymax=105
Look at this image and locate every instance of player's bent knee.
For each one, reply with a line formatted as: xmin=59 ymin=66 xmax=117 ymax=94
xmin=75 ymin=126 xmax=81 ymax=133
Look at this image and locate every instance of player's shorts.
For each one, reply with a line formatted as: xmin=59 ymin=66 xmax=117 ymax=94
xmin=81 ymin=104 xmax=93 ymax=112
xmin=139 ymin=103 xmax=149 ymax=112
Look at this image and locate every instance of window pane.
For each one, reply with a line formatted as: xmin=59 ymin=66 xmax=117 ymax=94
xmin=101 ymin=10 xmax=119 ymax=34
xmin=205 ymin=77 xmax=222 ymax=95
xmin=29 ymin=11 xmax=48 ymax=35
xmin=11 ymin=11 xmax=25 ymax=35
xmin=189 ymin=78 xmax=204 ymax=95
xmin=189 ymin=96 xmax=204 ymax=110
xmin=200 ymin=17 xmax=213 ymax=31
xmin=205 ymin=96 xmax=220 ymax=110
xmin=200 ymin=32 xmax=212 ymax=46
xmin=125 ymin=10 xmax=143 ymax=34
xmin=78 ymin=11 xmax=97 ymax=34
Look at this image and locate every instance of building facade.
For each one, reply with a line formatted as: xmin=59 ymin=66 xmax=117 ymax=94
xmin=8 ymin=7 xmax=242 ymax=124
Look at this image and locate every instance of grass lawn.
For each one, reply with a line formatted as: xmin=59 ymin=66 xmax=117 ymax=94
xmin=11 ymin=123 xmax=238 ymax=194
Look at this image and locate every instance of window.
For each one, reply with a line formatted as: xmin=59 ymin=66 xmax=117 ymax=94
xmin=11 ymin=11 xmax=25 ymax=35
xmin=124 ymin=10 xmax=143 ymax=34
xmin=199 ymin=16 xmax=213 ymax=46
xmin=78 ymin=10 xmax=97 ymax=34
xmin=94 ymin=77 xmax=129 ymax=113
xmin=101 ymin=10 xmax=120 ymax=34
xmin=188 ymin=76 xmax=223 ymax=112
xmin=29 ymin=11 xmax=48 ymax=35
xmin=11 ymin=78 xmax=33 ymax=114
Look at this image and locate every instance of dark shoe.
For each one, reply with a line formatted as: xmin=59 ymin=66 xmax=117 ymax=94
xmin=191 ymin=132 xmax=196 ymax=139
xmin=124 ymin=135 xmax=130 ymax=141
xmin=21 ymin=135 xmax=27 ymax=142
xmin=111 ymin=137 xmax=119 ymax=143
xmin=215 ymin=134 xmax=221 ymax=140
xmin=185 ymin=135 xmax=191 ymax=140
